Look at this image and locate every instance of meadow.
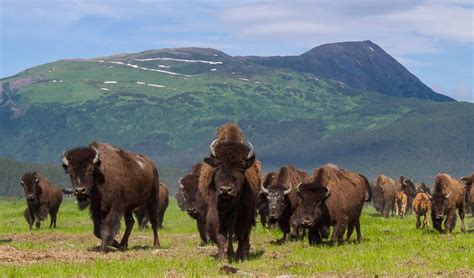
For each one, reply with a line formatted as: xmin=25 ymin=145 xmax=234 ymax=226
xmin=0 ymin=198 xmax=473 ymax=277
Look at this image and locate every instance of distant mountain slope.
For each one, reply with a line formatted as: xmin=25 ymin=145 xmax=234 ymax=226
xmin=0 ymin=41 xmax=471 ymax=183
xmin=239 ymin=41 xmax=453 ymax=101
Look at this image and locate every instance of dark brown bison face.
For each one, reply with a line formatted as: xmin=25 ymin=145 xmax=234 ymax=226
xmin=401 ymin=177 xmax=417 ymax=198
xmin=204 ymin=141 xmax=255 ymax=200
xmin=297 ymin=182 xmax=330 ymax=227
xmin=431 ymin=192 xmax=451 ymax=220
xmin=62 ymin=146 xmax=102 ymax=209
xmin=179 ymin=178 xmax=200 ymax=217
xmin=20 ymin=173 xmax=42 ymax=204
xmin=261 ymin=184 xmax=292 ymax=222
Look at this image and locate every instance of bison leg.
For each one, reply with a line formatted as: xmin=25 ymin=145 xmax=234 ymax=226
xmin=458 ymin=206 xmax=466 ymax=233
xmin=308 ymin=225 xmax=322 ymax=245
xmin=23 ymin=208 xmax=34 ymax=231
xmin=147 ymin=204 xmax=160 ymax=249
xmin=346 ymin=224 xmax=354 ymax=242
xmin=118 ymin=210 xmax=135 ymax=251
xmin=99 ymin=209 xmax=121 ymax=252
xmin=423 ymin=213 xmax=429 ymax=229
xmin=355 ymin=220 xmax=362 ymax=242
xmin=35 ymin=220 xmax=41 ymax=229
xmin=382 ymin=201 xmax=392 ymax=218
xmin=49 ymin=211 xmax=57 ymax=228
xmin=331 ymin=223 xmax=345 ymax=244
xmin=416 ymin=214 xmax=421 ymax=229
xmin=197 ymin=218 xmax=209 ymax=245
xmin=444 ymin=211 xmax=457 ymax=233
xmin=236 ymin=232 xmax=250 ymax=261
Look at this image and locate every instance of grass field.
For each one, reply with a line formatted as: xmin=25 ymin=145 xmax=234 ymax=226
xmin=0 ymin=198 xmax=473 ymax=277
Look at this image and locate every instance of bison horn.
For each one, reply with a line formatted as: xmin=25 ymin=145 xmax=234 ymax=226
xmin=445 ymin=192 xmax=452 ymax=199
xmin=178 ymin=178 xmax=184 ymax=190
xmin=296 ymin=182 xmax=303 ymax=192
xmin=261 ymin=183 xmax=269 ymax=194
xmin=325 ymin=187 xmax=331 ymax=197
xmin=209 ymin=139 xmax=219 ymax=157
xmin=283 ymin=185 xmax=292 ymax=195
xmin=246 ymin=141 xmax=255 ymax=159
xmin=35 ymin=177 xmax=39 ymax=184
xmin=62 ymin=151 xmax=69 ymax=167
xmin=91 ymin=146 xmax=100 ymax=165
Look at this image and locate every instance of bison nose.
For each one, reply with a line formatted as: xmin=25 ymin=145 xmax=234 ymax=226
xmin=187 ymin=208 xmax=197 ymax=214
xmin=302 ymin=217 xmax=313 ymax=225
xmin=219 ymin=186 xmax=233 ymax=195
xmin=74 ymin=187 xmax=87 ymax=195
xmin=436 ymin=214 xmax=444 ymax=219
xmin=27 ymin=195 xmax=35 ymax=200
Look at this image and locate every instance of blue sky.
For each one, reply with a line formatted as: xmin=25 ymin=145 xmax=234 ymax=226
xmin=1 ymin=0 xmax=472 ymax=101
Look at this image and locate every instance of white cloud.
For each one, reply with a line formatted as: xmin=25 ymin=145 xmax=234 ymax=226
xmin=433 ymin=84 xmax=473 ymax=102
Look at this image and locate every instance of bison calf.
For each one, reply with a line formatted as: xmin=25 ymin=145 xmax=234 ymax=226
xmin=413 ymin=192 xmax=431 ymax=229
xmin=21 ymin=172 xmax=68 ymax=230
xmin=394 ymin=191 xmax=407 ymax=218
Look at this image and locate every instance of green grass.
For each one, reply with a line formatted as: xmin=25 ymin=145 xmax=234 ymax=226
xmin=1 ymin=198 xmax=473 ymax=276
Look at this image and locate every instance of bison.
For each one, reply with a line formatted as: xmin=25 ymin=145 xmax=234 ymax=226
xmin=256 ymin=172 xmax=277 ymax=228
xmin=179 ymin=163 xmax=210 ymax=244
xmin=21 ymin=172 xmax=70 ymax=230
xmin=134 ymin=182 xmax=169 ymax=229
xmin=62 ymin=142 xmax=161 ymax=251
xmin=202 ymin=140 xmax=260 ymax=261
xmin=413 ymin=192 xmax=431 ymax=229
xmin=416 ymin=182 xmax=431 ymax=195
xmin=431 ymin=174 xmax=466 ymax=233
xmin=297 ymin=164 xmax=371 ymax=245
xmin=372 ymin=175 xmax=398 ymax=217
xmin=460 ymin=173 xmax=473 ymax=216
xmin=399 ymin=176 xmax=417 ymax=214
xmin=260 ymin=165 xmax=308 ymax=243
xmin=394 ymin=191 xmax=407 ymax=218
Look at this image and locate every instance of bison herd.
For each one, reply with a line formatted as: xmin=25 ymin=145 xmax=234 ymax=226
xmin=18 ymin=123 xmax=473 ymax=261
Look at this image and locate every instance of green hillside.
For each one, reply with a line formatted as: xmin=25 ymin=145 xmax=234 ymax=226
xmin=1 ymin=45 xmax=472 ymax=183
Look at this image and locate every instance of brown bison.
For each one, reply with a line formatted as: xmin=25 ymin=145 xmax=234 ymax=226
xmin=416 ymin=182 xmax=431 ymax=195
xmin=134 ymin=182 xmax=169 ymax=229
xmin=461 ymin=173 xmax=473 ymax=216
xmin=431 ymin=174 xmax=466 ymax=233
xmin=399 ymin=176 xmax=417 ymax=214
xmin=413 ymin=192 xmax=431 ymax=229
xmin=372 ymin=175 xmax=398 ymax=217
xmin=260 ymin=165 xmax=308 ymax=242
xmin=394 ymin=191 xmax=408 ymax=218
xmin=21 ymin=172 xmax=70 ymax=230
xmin=179 ymin=163 xmax=210 ymax=244
xmin=62 ymin=142 xmax=161 ymax=251
xmin=256 ymin=172 xmax=277 ymax=228
xmin=297 ymin=164 xmax=371 ymax=245
xmin=202 ymin=140 xmax=260 ymax=261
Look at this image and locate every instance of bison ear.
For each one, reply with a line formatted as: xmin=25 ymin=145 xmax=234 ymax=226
xmin=93 ymin=168 xmax=106 ymax=185
xmin=204 ymin=157 xmax=218 ymax=168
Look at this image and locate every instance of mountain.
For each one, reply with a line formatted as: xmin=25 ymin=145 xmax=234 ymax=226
xmin=238 ymin=40 xmax=453 ymax=102
xmin=0 ymin=41 xmax=472 ymax=183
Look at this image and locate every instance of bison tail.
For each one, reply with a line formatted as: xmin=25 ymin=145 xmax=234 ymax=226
xmin=61 ymin=189 xmax=74 ymax=194
xmin=360 ymin=174 xmax=372 ymax=202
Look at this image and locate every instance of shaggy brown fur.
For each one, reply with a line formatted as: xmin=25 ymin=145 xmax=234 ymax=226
xmin=215 ymin=123 xmax=244 ymax=143
xmin=394 ymin=191 xmax=408 ymax=218
xmin=298 ymin=165 xmax=371 ymax=245
xmin=413 ymin=192 xmax=431 ymax=229
xmin=203 ymin=141 xmax=258 ymax=261
xmin=431 ymin=174 xmax=466 ymax=233
xmin=21 ymin=172 xmax=64 ymax=230
xmin=135 ymin=182 xmax=169 ymax=229
xmin=179 ymin=163 xmax=210 ymax=244
xmin=262 ymin=165 xmax=309 ymax=242
xmin=372 ymin=175 xmax=399 ymax=218
xmin=62 ymin=142 xmax=161 ymax=252
xmin=461 ymin=173 xmax=474 ymax=216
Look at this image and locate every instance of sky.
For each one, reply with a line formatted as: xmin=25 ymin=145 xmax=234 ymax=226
xmin=1 ymin=0 xmax=472 ymax=102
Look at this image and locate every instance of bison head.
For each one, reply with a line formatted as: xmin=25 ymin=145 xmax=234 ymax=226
xmin=204 ymin=141 xmax=255 ymax=200
xmin=261 ymin=184 xmax=292 ymax=223
xmin=62 ymin=146 xmax=103 ymax=209
xmin=431 ymin=191 xmax=451 ymax=220
xmin=371 ymin=185 xmax=385 ymax=213
xmin=20 ymin=172 xmax=42 ymax=205
xmin=179 ymin=177 xmax=201 ymax=218
xmin=400 ymin=176 xmax=417 ymax=198
xmin=297 ymin=182 xmax=330 ymax=227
